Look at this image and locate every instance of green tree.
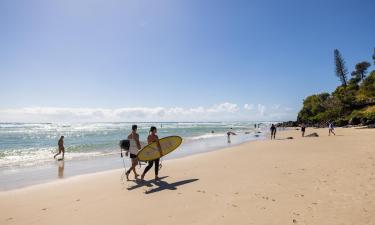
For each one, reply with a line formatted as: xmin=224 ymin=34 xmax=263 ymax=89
xmin=297 ymin=93 xmax=330 ymax=123
xmin=334 ymin=49 xmax=348 ymax=87
xmin=351 ymin=61 xmax=371 ymax=81
xmin=357 ymin=70 xmax=375 ymax=99
xmin=372 ymin=48 xmax=375 ymax=65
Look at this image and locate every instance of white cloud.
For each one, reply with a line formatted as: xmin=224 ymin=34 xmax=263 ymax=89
xmin=0 ymin=102 xmax=296 ymax=122
xmin=243 ymin=104 xmax=254 ymax=111
xmin=257 ymin=104 xmax=266 ymax=116
xmin=207 ymin=102 xmax=239 ymax=113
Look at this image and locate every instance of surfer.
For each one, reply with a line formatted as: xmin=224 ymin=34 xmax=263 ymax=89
xmin=227 ymin=128 xmax=236 ymax=143
xmin=141 ymin=126 xmax=163 ymax=180
xmin=125 ymin=125 xmax=142 ymax=180
xmin=54 ymin=136 xmax=65 ymax=160
xmin=270 ymin=124 xmax=276 ymax=140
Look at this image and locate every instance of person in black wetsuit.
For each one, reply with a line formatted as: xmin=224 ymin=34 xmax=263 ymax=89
xmin=270 ymin=124 xmax=276 ymax=140
xmin=301 ymin=124 xmax=306 ymax=137
xmin=141 ymin=126 xmax=163 ymax=180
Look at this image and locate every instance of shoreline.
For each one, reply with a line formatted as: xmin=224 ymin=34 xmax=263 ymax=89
xmin=0 ymin=131 xmax=267 ymax=191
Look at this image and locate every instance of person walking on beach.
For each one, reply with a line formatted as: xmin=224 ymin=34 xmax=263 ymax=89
xmin=125 ymin=125 xmax=142 ymax=180
xmin=301 ymin=124 xmax=306 ymax=137
xmin=54 ymin=136 xmax=65 ymax=160
xmin=328 ymin=122 xmax=336 ymax=136
xmin=227 ymin=128 xmax=236 ymax=143
xmin=270 ymin=124 xmax=276 ymax=140
xmin=141 ymin=126 xmax=163 ymax=180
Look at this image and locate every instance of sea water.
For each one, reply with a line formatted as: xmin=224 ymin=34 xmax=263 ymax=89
xmin=0 ymin=122 xmax=269 ymax=190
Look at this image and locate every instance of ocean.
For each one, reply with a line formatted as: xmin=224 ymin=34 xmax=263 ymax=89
xmin=0 ymin=122 xmax=269 ymax=190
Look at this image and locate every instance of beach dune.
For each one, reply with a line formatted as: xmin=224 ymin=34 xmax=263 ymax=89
xmin=1 ymin=128 xmax=375 ymax=225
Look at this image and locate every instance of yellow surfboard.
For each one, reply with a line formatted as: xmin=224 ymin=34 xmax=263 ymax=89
xmin=137 ymin=136 xmax=182 ymax=161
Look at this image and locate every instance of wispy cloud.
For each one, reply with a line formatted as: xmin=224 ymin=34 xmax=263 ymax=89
xmin=243 ymin=104 xmax=254 ymax=111
xmin=0 ymin=102 xmax=296 ymax=122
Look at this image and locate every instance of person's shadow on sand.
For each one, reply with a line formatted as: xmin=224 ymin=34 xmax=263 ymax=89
xmin=127 ymin=176 xmax=169 ymax=190
xmin=126 ymin=176 xmax=199 ymax=194
xmin=145 ymin=178 xmax=199 ymax=194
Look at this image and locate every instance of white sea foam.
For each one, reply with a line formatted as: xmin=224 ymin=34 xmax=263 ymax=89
xmin=187 ymin=133 xmax=226 ymax=140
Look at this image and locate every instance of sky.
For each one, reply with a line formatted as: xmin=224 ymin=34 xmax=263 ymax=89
xmin=0 ymin=0 xmax=374 ymax=122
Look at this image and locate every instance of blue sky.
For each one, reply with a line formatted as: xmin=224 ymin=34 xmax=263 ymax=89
xmin=0 ymin=0 xmax=374 ymax=122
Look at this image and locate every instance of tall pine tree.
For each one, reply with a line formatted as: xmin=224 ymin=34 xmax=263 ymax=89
xmin=334 ymin=49 xmax=348 ymax=87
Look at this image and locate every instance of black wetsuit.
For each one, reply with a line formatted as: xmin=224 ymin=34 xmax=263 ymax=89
xmin=270 ymin=125 xmax=276 ymax=139
xmin=143 ymin=158 xmax=160 ymax=176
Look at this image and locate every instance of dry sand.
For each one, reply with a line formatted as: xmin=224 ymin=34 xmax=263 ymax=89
xmin=1 ymin=128 xmax=375 ymax=225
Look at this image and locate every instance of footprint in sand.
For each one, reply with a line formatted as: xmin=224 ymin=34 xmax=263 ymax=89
xmin=197 ymin=190 xmax=206 ymax=194
xmin=76 ymin=199 xmax=80 ymax=202
xmin=42 ymin=208 xmax=47 ymax=211
xmin=6 ymin=217 xmax=13 ymax=221
xmin=292 ymin=212 xmax=300 ymax=216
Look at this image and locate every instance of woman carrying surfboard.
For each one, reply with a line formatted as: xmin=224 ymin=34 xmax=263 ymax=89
xmin=125 ymin=125 xmax=142 ymax=180
xmin=141 ymin=126 xmax=163 ymax=180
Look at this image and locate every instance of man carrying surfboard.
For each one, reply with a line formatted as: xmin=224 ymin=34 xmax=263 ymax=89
xmin=227 ymin=128 xmax=236 ymax=143
xmin=141 ymin=126 xmax=163 ymax=180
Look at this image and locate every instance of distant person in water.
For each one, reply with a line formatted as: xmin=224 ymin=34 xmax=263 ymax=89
xmin=301 ymin=124 xmax=306 ymax=137
xmin=328 ymin=122 xmax=336 ymax=136
xmin=270 ymin=124 xmax=276 ymax=140
xmin=141 ymin=126 xmax=163 ymax=180
xmin=54 ymin=136 xmax=65 ymax=160
xmin=125 ymin=125 xmax=142 ymax=180
xmin=227 ymin=128 xmax=236 ymax=143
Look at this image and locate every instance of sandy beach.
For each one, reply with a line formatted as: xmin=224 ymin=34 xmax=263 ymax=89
xmin=1 ymin=127 xmax=375 ymax=225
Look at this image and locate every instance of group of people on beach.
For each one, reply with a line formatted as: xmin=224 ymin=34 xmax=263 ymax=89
xmin=270 ymin=121 xmax=336 ymax=139
xmin=124 ymin=125 xmax=163 ymax=181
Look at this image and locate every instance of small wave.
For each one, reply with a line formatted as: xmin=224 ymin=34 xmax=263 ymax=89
xmin=187 ymin=133 xmax=226 ymax=140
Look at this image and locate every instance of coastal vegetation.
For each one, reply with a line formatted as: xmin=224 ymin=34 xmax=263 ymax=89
xmin=297 ymin=48 xmax=375 ymax=126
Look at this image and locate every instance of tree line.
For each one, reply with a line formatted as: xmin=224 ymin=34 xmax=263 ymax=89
xmin=297 ymin=48 xmax=375 ymax=126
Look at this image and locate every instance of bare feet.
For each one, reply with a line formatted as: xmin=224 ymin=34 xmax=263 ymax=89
xmin=126 ymin=171 xmax=130 ymax=181
xmin=140 ymin=174 xmax=145 ymax=180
